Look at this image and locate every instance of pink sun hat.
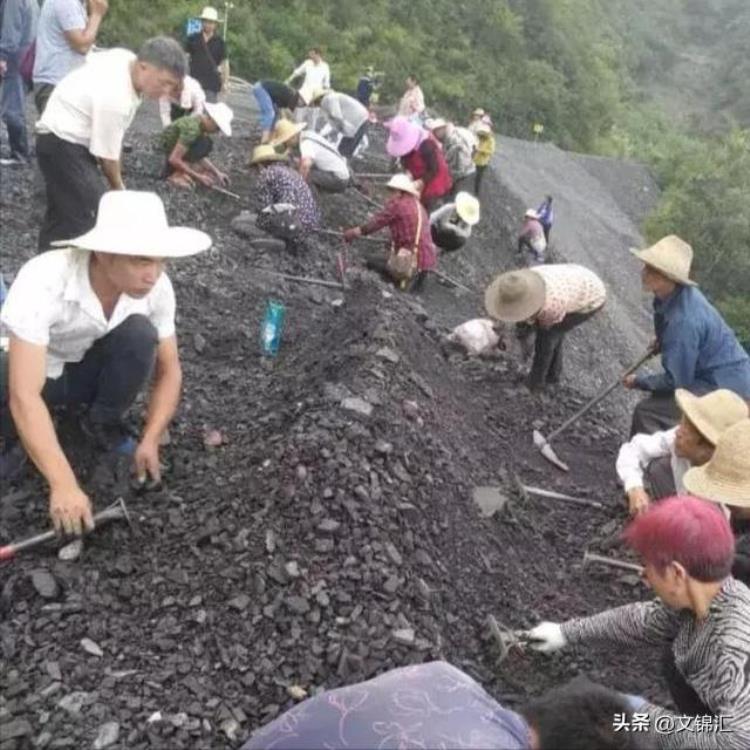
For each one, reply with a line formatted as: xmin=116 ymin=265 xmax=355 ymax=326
xmin=385 ymin=116 xmax=426 ymax=157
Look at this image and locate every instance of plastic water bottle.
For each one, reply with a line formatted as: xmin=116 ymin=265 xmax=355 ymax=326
xmin=261 ymin=300 xmax=286 ymax=356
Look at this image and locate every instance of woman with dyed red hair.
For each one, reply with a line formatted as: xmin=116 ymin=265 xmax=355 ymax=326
xmin=525 ymin=496 xmax=750 ymax=750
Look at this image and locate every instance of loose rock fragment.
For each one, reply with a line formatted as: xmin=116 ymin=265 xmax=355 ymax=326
xmin=80 ymin=638 xmax=104 ymax=657
xmin=30 ymin=569 xmax=59 ymax=599
xmin=472 ymin=486 xmax=509 ymax=518
xmin=93 ymin=722 xmax=120 ymax=749
xmin=287 ymin=685 xmax=308 ymax=701
xmin=340 ymin=397 xmax=373 ymax=417
xmin=391 ymin=628 xmax=416 ymax=646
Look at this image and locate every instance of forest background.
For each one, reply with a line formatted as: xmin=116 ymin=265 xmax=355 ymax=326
xmin=101 ymin=0 xmax=750 ymax=342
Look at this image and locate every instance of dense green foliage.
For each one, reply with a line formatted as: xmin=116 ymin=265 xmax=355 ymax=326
xmin=100 ymin=0 xmax=749 ymax=341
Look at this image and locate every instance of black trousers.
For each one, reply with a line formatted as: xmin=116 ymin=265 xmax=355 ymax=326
xmin=164 ymin=135 xmax=213 ymax=176
xmin=338 ymin=121 xmax=369 ymax=158
xmin=430 ymin=224 xmax=466 ymax=253
xmin=528 ymin=308 xmax=602 ymax=389
xmin=474 ymin=165 xmax=488 ymax=196
xmin=33 ymin=83 xmax=55 ymax=116
xmin=36 ymin=132 xmax=107 ymax=251
xmin=630 ymin=393 xmax=681 ymax=437
xmin=1 ymin=315 xmax=158 ymax=441
xmin=451 ymin=172 xmax=475 ymax=198
xmin=309 ymin=168 xmax=349 ymax=193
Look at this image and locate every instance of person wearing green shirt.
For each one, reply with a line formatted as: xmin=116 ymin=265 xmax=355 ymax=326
xmin=160 ymin=101 xmax=233 ymax=189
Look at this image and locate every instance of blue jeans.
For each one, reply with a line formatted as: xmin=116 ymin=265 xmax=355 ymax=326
xmin=0 ymin=55 xmax=29 ymax=158
xmin=253 ymin=83 xmax=276 ymax=132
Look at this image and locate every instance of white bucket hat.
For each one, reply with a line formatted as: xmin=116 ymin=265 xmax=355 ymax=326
xmin=386 ymin=173 xmax=420 ymax=197
xmin=205 ymin=102 xmax=233 ymax=136
xmin=200 ymin=6 xmax=219 ymax=22
xmin=51 ymin=191 xmax=212 ymax=258
xmin=524 ymin=208 xmax=540 ymax=220
xmin=630 ymin=234 xmax=697 ymax=286
xmin=675 ymin=388 xmax=749 ymax=446
xmin=455 ymin=191 xmax=480 ymax=226
xmin=683 ymin=419 xmax=750 ymax=508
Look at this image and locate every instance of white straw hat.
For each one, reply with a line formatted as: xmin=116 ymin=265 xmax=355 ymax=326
xmin=205 ymin=102 xmax=233 ymax=136
xmin=386 ymin=173 xmax=420 ymax=197
xmin=200 ymin=6 xmax=219 ymax=22
xmin=630 ymin=235 xmax=697 ymax=286
xmin=675 ymin=388 xmax=749 ymax=445
xmin=51 ymin=191 xmax=211 ymax=258
xmin=427 ymin=118 xmax=448 ymax=131
xmin=524 ymin=208 xmax=540 ymax=220
xmin=455 ymin=191 xmax=480 ymax=226
xmin=484 ymin=270 xmax=546 ymax=323
xmin=683 ymin=419 xmax=750 ymax=508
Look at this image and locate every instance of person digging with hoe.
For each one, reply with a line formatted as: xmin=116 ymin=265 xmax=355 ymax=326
xmin=625 ymin=235 xmax=750 ymax=436
xmin=160 ymin=100 xmax=233 ymax=189
xmin=343 ymin=174 xmax=436 ymax=292
xmin=484 ymin=264 xmax=606 ymax=391
xmin=0 ymin=191 xmax=211 ymax=536
xmin=525 ymin=495 xmax=750 ymax=750
xmin=617 ymin=388 xmax=748 ymax=515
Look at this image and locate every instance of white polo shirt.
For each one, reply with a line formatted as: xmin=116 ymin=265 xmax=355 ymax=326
xmin=1 ymin=249 xmax=176 ymax=380
xmin=299 ymin=131 xmax=350 ymax=180
xmin=37 ymin=48 xmax=142 ymax=161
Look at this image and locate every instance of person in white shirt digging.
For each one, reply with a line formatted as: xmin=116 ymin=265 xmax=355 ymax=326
xmin=616 ymin=388 xmax=748 ymax=516
xmin=0 ymin=192 xmax=211 ymax=537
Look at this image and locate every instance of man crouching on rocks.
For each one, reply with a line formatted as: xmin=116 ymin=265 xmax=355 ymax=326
xmin=0 ymin=191 xmax=211 ymax=534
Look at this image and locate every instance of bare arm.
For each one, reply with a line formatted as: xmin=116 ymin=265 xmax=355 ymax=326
xmin=63 ymin=0 xmax=108 ymax=55
xmin=8 ymin=336 xmax=93 ymax=533
xmin=100 ymin=158 xmax=124 ymax=190
xmin=133 ymin=336 xmax=182 ymax=483
xmin=168 ymin=143 xmax=211 ymax=185
xmin=298 ymin=156 xmax=313 ymax=181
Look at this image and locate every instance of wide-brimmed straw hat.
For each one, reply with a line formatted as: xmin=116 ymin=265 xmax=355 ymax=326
xmin=630 ymin=235 xmax=697 ymax=286
xmin=204 ymin=102 xmax=233 ymax=136
xmin=385 ymin=116 xmax=424 ymax=157
xmin=456 ymin=191 xmax=480 ymax=226
xmin=51 ymin=191 xmax=211 ymax=257
xmin=683 ymin=419 xmax=750 ymax=508
xmin=199 ymin=6 xmax=219 ymax=22
xmin=270 ymin=119 xmax=305 ymax=146
xmin=484 ymin=269 xmax=546 ymax=323
xmin=675 ymin=388 xmax=749 ymax=445
xmin=475 ymin=122 xmax=492 ymax=136
xmin=524 ymin=208 xmax=540 ymax=220
xmin=472 ymin=108 xmax=485 ymax=117
xmin=386 ymin=173 xmax=420 ymax=197
xmin=427 ymin=117 xmax=448 ymax=132
xmin=249 ymin=144 xmax=288 ymax=165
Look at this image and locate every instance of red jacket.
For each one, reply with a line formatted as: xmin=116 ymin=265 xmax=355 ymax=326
xmin=401 ymin=134 xmax=452 ymax=205
xmin=361 ymin=193 xmax=436 ymax=271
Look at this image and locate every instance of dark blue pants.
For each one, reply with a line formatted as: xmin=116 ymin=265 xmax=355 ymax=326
xmin=0 ymin=55 xmax=29 ymax=159
xmin=1 ymin=315 xmax=158 ymax=440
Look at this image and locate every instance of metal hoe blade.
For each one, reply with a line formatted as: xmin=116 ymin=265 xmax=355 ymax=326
xmin=532 ymin=429 xmax=570 ymax=472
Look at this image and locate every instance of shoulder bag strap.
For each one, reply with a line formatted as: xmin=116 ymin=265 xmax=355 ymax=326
xmin=412 ymin=198 xmax=423 ymax=264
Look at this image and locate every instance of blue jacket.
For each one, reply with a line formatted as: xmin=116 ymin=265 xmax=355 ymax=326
xmin=536 ymin=197 xmax=553 ymax=229
xmin=635 ymin=285 xmax=750 ymax=397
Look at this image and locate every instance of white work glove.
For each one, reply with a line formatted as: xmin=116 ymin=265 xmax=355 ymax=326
xmin=526 ymin=622 xmax=567 ymax=653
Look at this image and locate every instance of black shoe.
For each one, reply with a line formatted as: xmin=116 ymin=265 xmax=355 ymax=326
xmin=80 ymin=417 xmax=137 ymax=456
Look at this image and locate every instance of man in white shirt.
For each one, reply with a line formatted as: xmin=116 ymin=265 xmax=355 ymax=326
xmin=32 ymin=0 xmax=109 ymax=115
xmin=315 ymin=90 xmax=369 ymax=158
xmin=271 ymin=118 xmax=350 ymax=193
xmin=616 ymin=388 xmax=748 ymax=515
xmin=286 ymin=47 xmax=330 ymax=105
xmin=158 ymin=74 xmax=206 ymax=127
xmin=36 ymin=36 xmax=186 ymax=250
xmin=0 ymin=191 xmax=211 ymax=536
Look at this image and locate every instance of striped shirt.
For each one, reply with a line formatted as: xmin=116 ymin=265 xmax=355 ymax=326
xmin=561 ymin=577 xmax=750 ymax=749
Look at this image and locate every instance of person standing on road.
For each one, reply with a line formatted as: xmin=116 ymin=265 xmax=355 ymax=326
xmin=397 ymin=73 xmax=425 ymax=121
xmin=0 ymin=0 xmax=39 ymax=164
xmin=185 ymin=6 xmax=226 ymax=103
xmin=0 ymin=191 xmax=211 ymax=534
xmin=385 ymin=115 xmax=451 ymax=211
xmin=32 ymin=0 xmax=109 ymax=116
xmin=252 ymin=79 xmax=305 ymax=143
xmin=536 ymin=195 xmax=554 ymax=242
xmin=484 ymin=264 xmax=606 ymax=391
xmin=617 ymin=388 xmax=748 ymax=515
xmin=473 ymin=121 xmax=495 ymax=197
xmin=285 ymin=47 xmax=330 ymax=109
xmin=35 ymin=36 xmax=186 ymax=250
xmin=625 ymin=235 xmax=750 ymax=436
xmin=525 ymin=495 xmax=750 ymax=750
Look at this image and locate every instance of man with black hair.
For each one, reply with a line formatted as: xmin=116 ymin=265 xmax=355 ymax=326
xmin=240 ymin=661 xmax=647 ymax=750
